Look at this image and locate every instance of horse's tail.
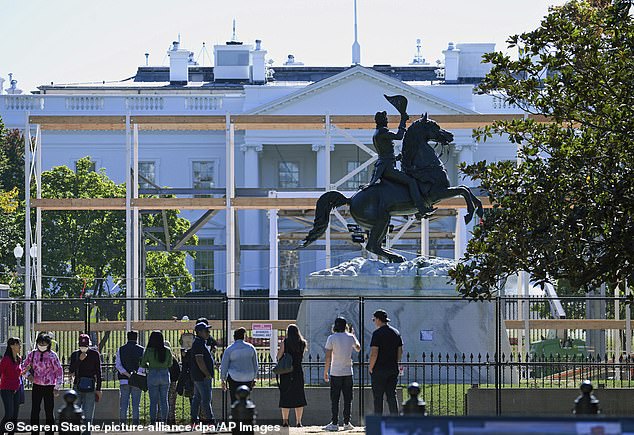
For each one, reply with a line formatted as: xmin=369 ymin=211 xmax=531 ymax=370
xmin=299 ymin=191 xmax=350 ymax=248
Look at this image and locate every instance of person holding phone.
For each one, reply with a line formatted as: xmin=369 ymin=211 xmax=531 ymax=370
xmin=322 ymin=317 xmax=360 ymax=431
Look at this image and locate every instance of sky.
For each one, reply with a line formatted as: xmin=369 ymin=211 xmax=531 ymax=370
xmin=0 ymin=0 xmax=566 ymax=93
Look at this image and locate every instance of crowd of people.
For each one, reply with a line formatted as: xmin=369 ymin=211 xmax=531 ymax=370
xmin=0 ymin=309 xmax=403 ymax=432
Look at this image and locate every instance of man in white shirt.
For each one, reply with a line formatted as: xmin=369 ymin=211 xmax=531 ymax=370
xmin=220 ymin=328 xmax=259 ymax=403
xmin=322 ymin=317 xmax=360 ymax=431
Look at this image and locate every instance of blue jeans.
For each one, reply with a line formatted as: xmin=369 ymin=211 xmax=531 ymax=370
xmin=1 ymin=389 xmax=20 ymax=435
xmin=191 ymin=379 xmax=214 ymax=423
xmin=76 ymin=391 xmax=96 ymax=435
xmin=119 ymin=383 xmax=142 ymax=424
xmin=147 ymin=369 xmax=170 ymax=423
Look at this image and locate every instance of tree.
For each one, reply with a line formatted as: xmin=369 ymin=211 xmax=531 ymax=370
xmin=0 ymin=120 xmax=24 ymax=288
xmin=40 ymin=157 xmax=195 ymax=305
xmin=449 ymin=0 xmax=634 ymax=299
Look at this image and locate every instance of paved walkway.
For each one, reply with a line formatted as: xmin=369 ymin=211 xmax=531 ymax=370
xmin=92 ymin=425 xmax=366 ymax=434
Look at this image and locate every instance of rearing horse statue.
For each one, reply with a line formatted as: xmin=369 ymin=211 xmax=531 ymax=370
xmin=300 ymin=108 xmax=484 ymax=263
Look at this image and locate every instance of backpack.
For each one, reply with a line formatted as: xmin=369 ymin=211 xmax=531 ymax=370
xmin=176 ymin=349 xmax=194 ymax=398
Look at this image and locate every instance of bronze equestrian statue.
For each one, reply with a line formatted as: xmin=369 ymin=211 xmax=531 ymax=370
xmin=370 ymin=109 xmax=434 ymax=218
xmin=300 ymin=95 xmax=484 ymax=263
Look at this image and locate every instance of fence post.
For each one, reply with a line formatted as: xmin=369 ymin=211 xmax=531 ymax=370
xmin=495 ymin=295 xmax=501 ymax=416
xmin=358 ymin=296 xmax=364 ymax=424
xmin=84 ymin=296 xmax=91 ymax=334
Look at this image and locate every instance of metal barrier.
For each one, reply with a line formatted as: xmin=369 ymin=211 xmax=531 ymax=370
xmin=6 ymin=294 xmax=634 ymax=419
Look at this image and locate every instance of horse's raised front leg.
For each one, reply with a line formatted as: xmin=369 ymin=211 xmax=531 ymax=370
xmin=445 ymin=186 xmax=475 ymax=224
xmin=365 ymin=215 xmax=406 ymax=263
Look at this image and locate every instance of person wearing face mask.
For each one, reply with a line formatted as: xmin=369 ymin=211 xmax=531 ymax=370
xmin=69 ymin=334 xmax=102 ymax=433
xmin=22 ymin=334 xmax=63 ymax=435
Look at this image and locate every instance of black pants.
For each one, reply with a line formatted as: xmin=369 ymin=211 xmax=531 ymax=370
xmin=371 ymin=370 xmax=399 ymax=415
xmin=1 ymin=389 xmax=20 ymax=435
xmin=330 ymin=375 xmax=353 ymax=425
xmin=30 ymin=384 xmax=55 ymax=435
xmin=227 ymin=376 xmax=254 ymax=404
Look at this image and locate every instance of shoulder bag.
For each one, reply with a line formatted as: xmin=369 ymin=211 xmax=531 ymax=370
xmin=272 ymin=353 xmax=293 ymax=375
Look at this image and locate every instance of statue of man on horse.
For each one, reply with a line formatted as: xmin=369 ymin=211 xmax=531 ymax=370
xmin=369 ymin=106 xmax=435 ymax=218
xmin=300 ymin=95 xmax=483 ymax=263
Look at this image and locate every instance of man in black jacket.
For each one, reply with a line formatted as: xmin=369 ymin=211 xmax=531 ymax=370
xmin=115 ymin=331 xmax=144 ymax=424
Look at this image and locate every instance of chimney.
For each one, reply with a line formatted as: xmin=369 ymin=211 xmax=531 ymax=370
xmin=442 ymin=42 xmax=460 ymax=83
xmin=251 ymin=39 xmax=267 ymax=84
xmin=213 ymin=41 xmax=252 ymax=82
xmin=168 ymin=41 xmax=189 ymax=85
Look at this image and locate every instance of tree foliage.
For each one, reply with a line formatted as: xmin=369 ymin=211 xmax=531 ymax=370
xmin=449 ymin=0 xmax=634 ymax=299
xmin=0 ymin=121 xmax=24 ymax=286
xmin=41 ymin=157 xmax=194 ymax=300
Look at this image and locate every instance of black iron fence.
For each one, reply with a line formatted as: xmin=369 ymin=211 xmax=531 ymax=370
xmin=4 ymin=294 xmax=634 ymax=419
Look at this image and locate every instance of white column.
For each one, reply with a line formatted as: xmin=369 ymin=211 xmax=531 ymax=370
xmin=24 ymin=115 xmax=32 ymax=351
xmin=268 ymin=209 xmax=279 ymax=359
xmin=226 ymin=115 xmax=237 ymax=329
xmin=132 ymin=124 xmax=140 ymax=322
xmin=312 ymin=142 xmax=334 ymax=268
xmin=125 ymin=115 xmax=132 ymax=331
xmin=35 ymin=125 xmax=42 ymax=323
xmin=454 ymin=142 xmax=477 ymax=259
xmin=454 ymin=142 xmax=477 ymax=187
xmin=240 ymin=144 xmax=263 ymax=290
xmin=420 ymin=218 xmax=429 ymax=258
xmin=454 ymin=209 xmax=467 ymax=261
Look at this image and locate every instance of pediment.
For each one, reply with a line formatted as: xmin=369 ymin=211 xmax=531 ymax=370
xmin=248 ymin=66 xmax=475 ymax=116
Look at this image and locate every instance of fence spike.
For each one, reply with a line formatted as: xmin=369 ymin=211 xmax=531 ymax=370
xmin=406 ymin=352 xmax=411 ymax=361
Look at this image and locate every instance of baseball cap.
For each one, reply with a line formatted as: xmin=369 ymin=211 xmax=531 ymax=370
xmin=194 ymin=322 xmax=211 ymax=333
xmin=79 ymin=334 xmax=91 ymax=346
xmin=373 ymin=309 xmax=390 ymax=323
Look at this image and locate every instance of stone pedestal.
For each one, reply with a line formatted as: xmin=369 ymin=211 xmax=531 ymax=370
xmin=296 ymin=257 xmax=515 ymax=383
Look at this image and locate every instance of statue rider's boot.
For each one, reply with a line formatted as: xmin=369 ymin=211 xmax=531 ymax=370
xmin=415 ymin=202 xmax=436 ymax=219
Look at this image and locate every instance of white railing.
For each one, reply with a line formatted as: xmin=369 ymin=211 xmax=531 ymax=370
xmin=492 ymin=95 xmax=518 ymax=110
xmin=0 ymin=95 xmax=230 ymax=120
xmin=3 ymin=96 xmax=44 ymax=111
xmin=65 ymin=96 xmax=104 ymax=111
xmin=184 ymin=96 xmax=222 ymax=111
xmin=125 ymin=96 xmax=165 ymax=111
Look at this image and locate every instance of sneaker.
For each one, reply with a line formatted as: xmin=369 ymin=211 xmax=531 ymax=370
xmin=322 ymin=422 xmax=339 ymax=431
xmin=342 ymin=422 xmax=355 ymax=430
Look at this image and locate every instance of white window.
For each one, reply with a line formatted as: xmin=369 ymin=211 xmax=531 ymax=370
xmin=278 ymin=161 xmax=299 ymax=188
xmin=343 ymin=160 xmax=371 ymax=190
xmin=192 ymin=161 xmax=215 ymax=191
xmin=194 ymin=238 xmax=214 ymax=291
xmin=139 ymin=161 xmax=156 ymax=189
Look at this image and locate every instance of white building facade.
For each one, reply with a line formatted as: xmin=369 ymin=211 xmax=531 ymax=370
xmin=0 ymin=40 xmax=523 ymax=295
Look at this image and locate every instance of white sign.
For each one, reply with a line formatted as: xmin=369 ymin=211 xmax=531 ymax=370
xmin=252 ymin=323 xmax=273 ymax=339
xmin=420 ymin=330 xmax=434 ymax=341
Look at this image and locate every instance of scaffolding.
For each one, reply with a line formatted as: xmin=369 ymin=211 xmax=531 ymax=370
xmin=22 ymin=113 xmax=508 ymax=352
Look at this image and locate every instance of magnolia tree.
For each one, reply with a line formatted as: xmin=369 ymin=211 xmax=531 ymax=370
xmin=450 ymin=0 xmax=634 ymax=299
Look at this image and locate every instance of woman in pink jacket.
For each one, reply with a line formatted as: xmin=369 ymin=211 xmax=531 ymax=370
xmin=22 ymin=334 xmax=63 ymax=435
xmin=0 ymin=337 xmax=23 ymax=435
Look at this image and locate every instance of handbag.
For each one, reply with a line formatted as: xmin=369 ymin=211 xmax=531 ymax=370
xmin=129 ymin=371 xmax=148 ymax=392
xmin=272 ymin=353 xmax=293 ymax=375
xmin=77 ymin=376 xmax=95 ymax=393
